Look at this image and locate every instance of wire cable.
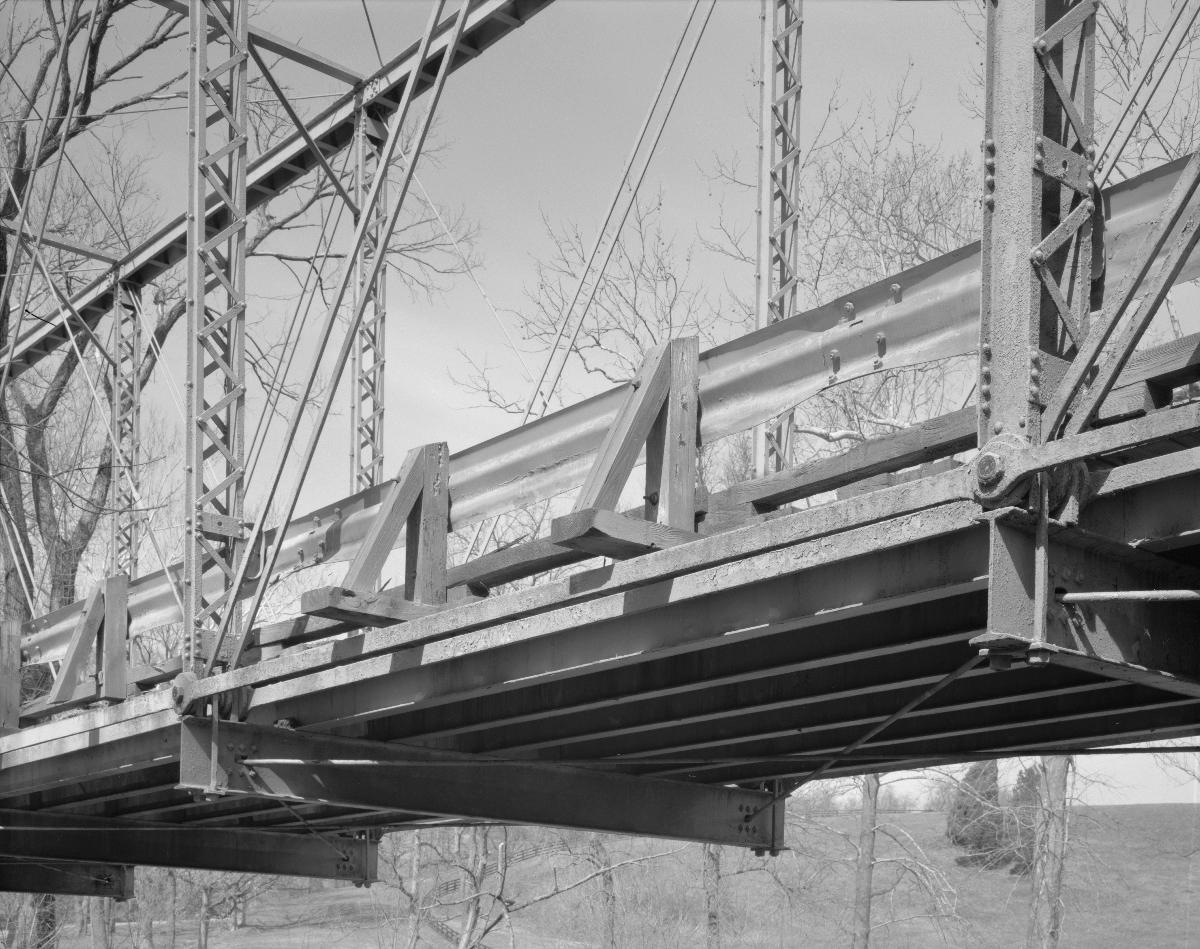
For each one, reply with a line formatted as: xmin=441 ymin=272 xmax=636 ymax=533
xmin=410 ymin=172 xmax=532 ymax=376
xmin=464 ymin=0 xmax=715 ymax=561
xmin=207 ymin=0 xmax=467 ymax=672
xmin=360 ymin=0 xmax=386 ymax=69
xmin=1097 ymin=0 xmax=1200 ymax=186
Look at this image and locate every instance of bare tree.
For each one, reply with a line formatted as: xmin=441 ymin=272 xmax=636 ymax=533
xmin=702 ymin=843 xmax=721 ymax=949
xmin=851 ymin=773 xmax=882 ymax=949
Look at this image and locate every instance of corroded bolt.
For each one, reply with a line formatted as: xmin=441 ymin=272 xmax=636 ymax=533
xmin=1031 ymin=249 xmax=1045 ymax=265
xmin=977 ymin=452 xmax=1005 ymax=487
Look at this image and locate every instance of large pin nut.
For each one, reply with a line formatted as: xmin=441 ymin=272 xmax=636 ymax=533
xmin=972 ymin=434 xmax=1029 ymax=506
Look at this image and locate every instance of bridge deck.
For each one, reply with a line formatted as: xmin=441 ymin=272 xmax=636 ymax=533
xmin=6 ymin=451 xmax=1200 ymax=845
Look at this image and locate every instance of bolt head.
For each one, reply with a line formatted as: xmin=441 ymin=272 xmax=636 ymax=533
xmin=977 ymin=452 xmax=1005 ymax=486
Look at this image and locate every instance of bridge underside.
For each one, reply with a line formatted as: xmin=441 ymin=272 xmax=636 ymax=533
xmin=6 ymin=428 xmax=1200 ymax=880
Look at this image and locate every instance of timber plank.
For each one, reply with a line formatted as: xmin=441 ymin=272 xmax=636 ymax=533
xmin=302 ymin=588 xmax=441 ymax=625
xmin=644 ymin=337 xmax=699 ymax=530
xmin=551 ymin=508 xmax=698 ymax=559
xmin=716 ymin=406 xmax=977 ymax=512
xmin=1 ymin=621 xmax=17 ymax=733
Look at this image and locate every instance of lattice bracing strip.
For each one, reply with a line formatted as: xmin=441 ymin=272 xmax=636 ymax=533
xmin=184 ymin=0 xmax=249 ymax=669
xmin=757 ymin=0 xmax=804 ymax=474
xmin=110 ymin=280 xmax=142 ymax=578
xmin=351 ymin=90 xmax=390 ymax=491
xmin=764 ymin=0 xmax=803 ymax=326
xmin=978 ymin=0 xmax=1096 ymax=447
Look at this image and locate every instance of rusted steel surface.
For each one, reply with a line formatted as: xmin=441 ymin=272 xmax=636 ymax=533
xmin=7 ymin=462 xmax=1200 ymax=841
xmin=20 ymin=153 xmax=1200 ymax=666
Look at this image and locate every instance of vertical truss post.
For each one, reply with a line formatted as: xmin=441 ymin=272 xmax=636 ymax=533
xmin=350 ymin=90 xmax=390 ymax=491
xmin=979 ymin=0 xmax=1096 ymax=645
xmin=755 ymin=0 xmax=804 ymax=475
xmin=109 ymin=278 xmax=141 ymax=579
xmin=979 ymin=0 xmax=1095 ymax=451
xmin=184 ymin=0 xmax=249 ymax=671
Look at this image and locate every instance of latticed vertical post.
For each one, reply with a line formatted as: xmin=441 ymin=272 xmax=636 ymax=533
xmin=350 ymin=88 xmax=389 ymax=492
xmin=755 ymin=0 xmax=804 ymax=475
xmin=184 ymin=0 xmax=249 ymax=671
xmin=979 ymin=1 xmax=1096 ymax=679
xmin=109 ymin=277 xmax=141 ymax=579
xmin=979 ymin=0 xmax=1095 ymax=449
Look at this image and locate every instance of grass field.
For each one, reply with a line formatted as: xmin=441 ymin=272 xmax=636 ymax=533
xmin=41 ymin=802 xmax=1200 ymax=948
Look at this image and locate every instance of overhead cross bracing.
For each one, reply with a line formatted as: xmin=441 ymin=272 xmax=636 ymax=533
xmin=5 ymin=0 xmax=1200 ymax=895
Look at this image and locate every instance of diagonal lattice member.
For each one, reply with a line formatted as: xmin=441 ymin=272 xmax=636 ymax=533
xmin=184 ymin=0 xmax=250 ymax=670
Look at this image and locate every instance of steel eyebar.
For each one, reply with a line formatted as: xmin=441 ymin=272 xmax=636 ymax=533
xmin=975 ymin=400 xmax=1200 ymax=506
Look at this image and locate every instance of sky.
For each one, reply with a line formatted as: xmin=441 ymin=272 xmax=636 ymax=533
xmin=22 ymin=0 xmax=1200 ymax=806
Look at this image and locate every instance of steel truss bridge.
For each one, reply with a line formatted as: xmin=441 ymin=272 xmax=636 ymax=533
xmin=3 ymin=0 xmax=1200 ymax=897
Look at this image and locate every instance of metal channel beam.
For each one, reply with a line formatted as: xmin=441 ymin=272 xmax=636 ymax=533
xmin=240 ymin=505 xmax=987 ymax=730
xmin=674 ymin=691 xmax=1200 ymax=785
xmin=19 ymin=151 xmax=1200 ymax=665
xmin=0 ymin=860 xmax=133 ymax=899
xmin=178 ymin=718 xmax=785 ymax=850
xmin=987 ymin=514 xmax=1200 ymax=674
xmin=367 ymin=598 xmax=986 ymax=749
xmin=544 ymin=670 xmax=1122 ymax=764
xmin=5 ymin=0 xmax=554 ymax=371
xmin=0 ymin=808 xmax=376 ymax=881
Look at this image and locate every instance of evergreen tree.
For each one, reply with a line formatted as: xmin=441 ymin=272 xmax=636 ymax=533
xmin=945 ymin=760 xmax=1007 ymax=867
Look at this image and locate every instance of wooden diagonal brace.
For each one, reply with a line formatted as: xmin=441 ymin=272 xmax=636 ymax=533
xmin=43 ymin=574 xmax=130 ymax=708
xmin=301 ymin=443 xmax=449 ymax=622
xmin=45 ymin=584 xmax=105 ymax=706
xmin=554 ymin=338 xmax=700 ymax=559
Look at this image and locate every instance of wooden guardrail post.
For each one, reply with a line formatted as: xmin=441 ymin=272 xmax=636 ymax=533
xmin=1 ymin=619 xmax=20 ymax=732
xmin=550 ymin=337 xmax=701 ymax=559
